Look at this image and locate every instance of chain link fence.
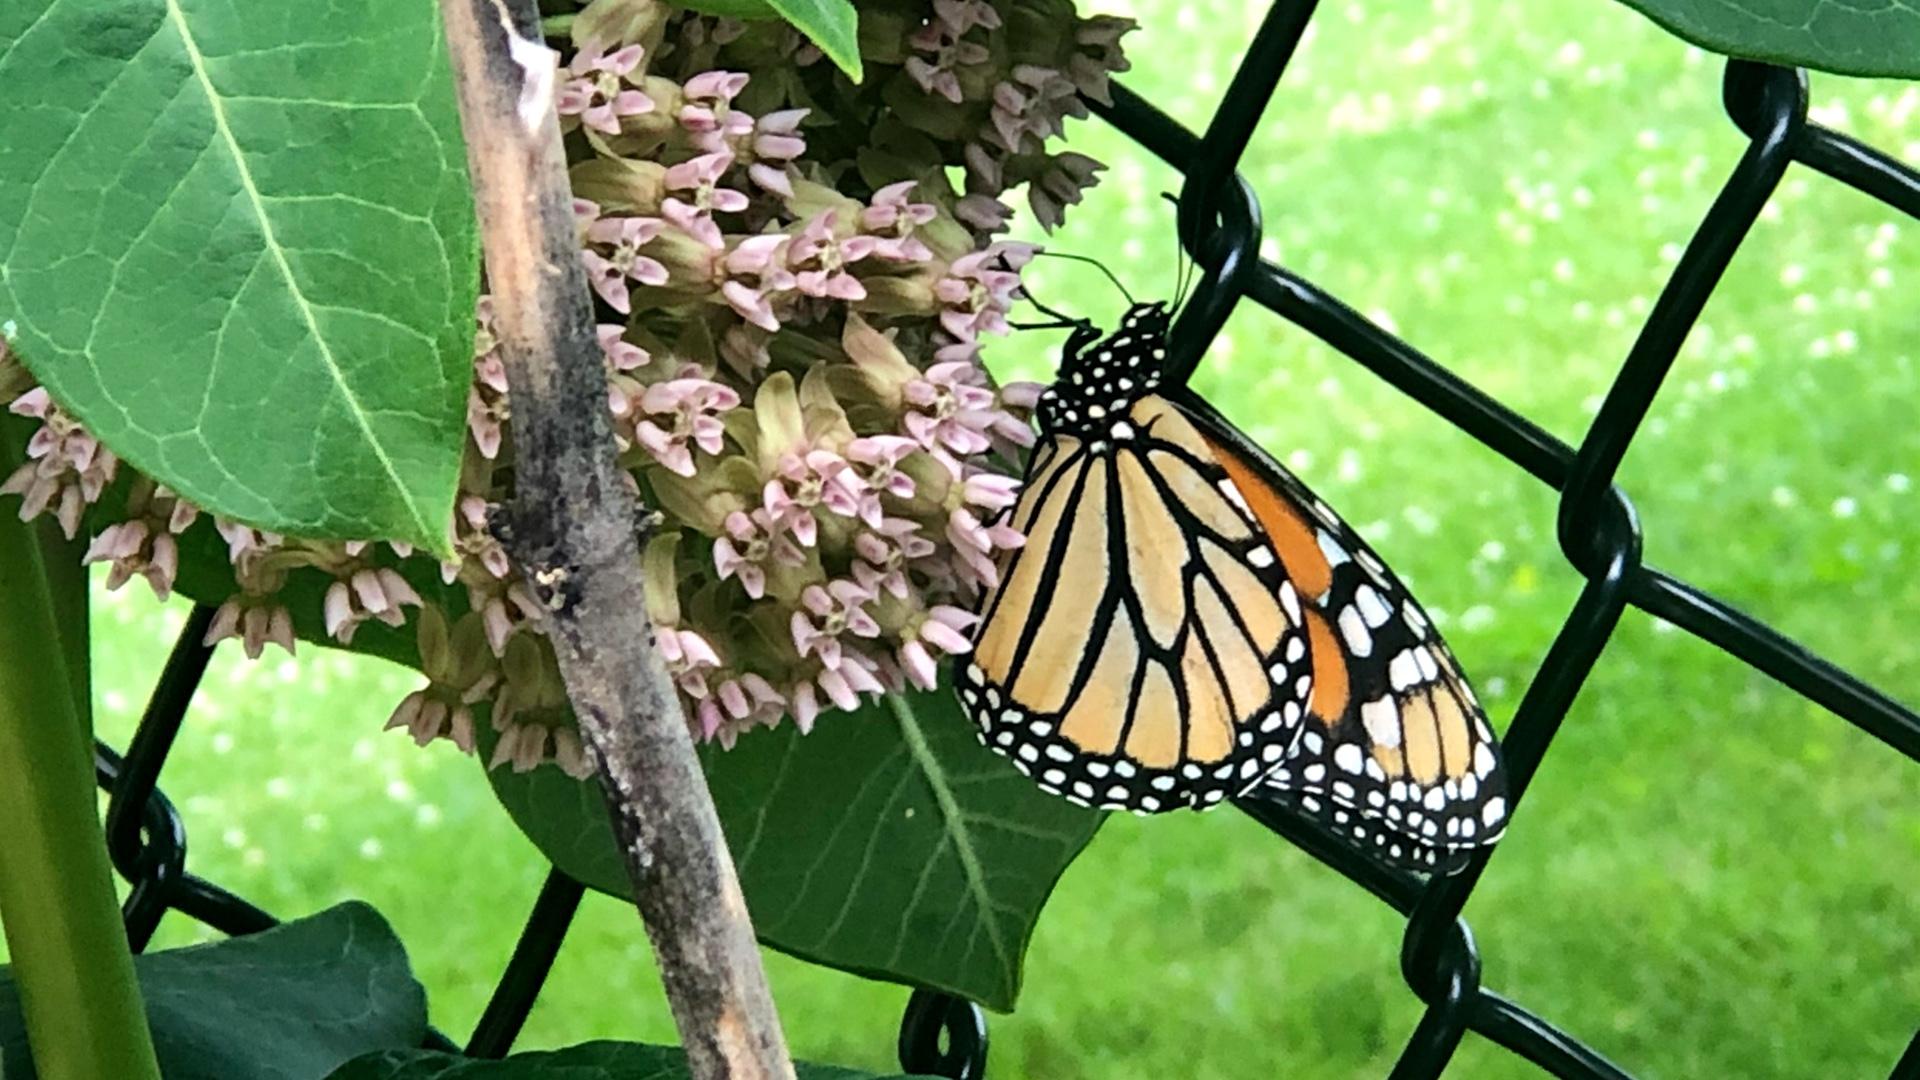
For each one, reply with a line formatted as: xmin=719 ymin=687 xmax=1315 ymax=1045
xmin=89 ymin=0 xmax=1919 ymax=1076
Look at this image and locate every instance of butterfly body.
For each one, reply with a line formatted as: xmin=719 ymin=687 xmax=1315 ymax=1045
xmin=959 ymin=302 xmax=1509 ymax=872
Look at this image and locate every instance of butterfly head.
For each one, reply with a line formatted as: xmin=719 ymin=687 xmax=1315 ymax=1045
xmin=1037 ymin=301 xmax=1172 ymax=437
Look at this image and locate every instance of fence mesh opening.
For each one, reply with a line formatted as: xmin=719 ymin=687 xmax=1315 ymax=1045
xmin=85 ymin=0 xmax=1920 ymax=1077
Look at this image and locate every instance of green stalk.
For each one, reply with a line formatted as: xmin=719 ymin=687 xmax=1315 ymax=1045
xmin=0 ymin=512 xmax=160 ymax=1080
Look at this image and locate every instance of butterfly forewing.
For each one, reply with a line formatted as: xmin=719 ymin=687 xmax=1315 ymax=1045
xmin=1176 ymin=390 xmax=1510 ymax=872
xmin=959 ymin=391 xmax=1314 ymax=813
xmin=958 ymin=299 xmax=1509 ymax=875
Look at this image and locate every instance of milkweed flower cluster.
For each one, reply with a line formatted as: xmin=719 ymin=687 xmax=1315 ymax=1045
xmin=0 ymin=0 xmax=1130 ymax=773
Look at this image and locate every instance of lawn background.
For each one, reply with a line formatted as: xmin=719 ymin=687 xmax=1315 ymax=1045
xmin=70 ymin=0 xmax=1920 ymax=1076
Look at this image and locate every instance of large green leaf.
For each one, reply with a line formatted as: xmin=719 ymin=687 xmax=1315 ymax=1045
xmin=483 ymin=688 xmax=1103 ymax=1011
xmin=0 ymin=0 xmax=478 ymax=555
xmin=0 ymin=902 xmax=428 ymax=1079
xmin=329 ymin=1041 xmax=936 ymax=1079
xmin=1614 ymin=0 xmax=1920 ymax=79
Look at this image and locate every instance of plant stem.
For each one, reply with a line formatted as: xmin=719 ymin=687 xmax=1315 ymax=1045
xmin=0 ymin=513 xmax=160 ymax=1080
xmin=435 ymin=2 xmax=796 ymax=1077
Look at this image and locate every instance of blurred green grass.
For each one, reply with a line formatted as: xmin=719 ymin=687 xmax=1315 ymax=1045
xmin=75 ymin=0 xmax=1920 ymax=1076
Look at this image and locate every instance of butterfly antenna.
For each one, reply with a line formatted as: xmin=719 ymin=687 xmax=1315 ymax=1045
xmin=1031 ymin=250 xmax=1135 ymax=307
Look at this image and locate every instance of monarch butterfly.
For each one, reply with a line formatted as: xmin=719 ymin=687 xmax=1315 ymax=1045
xmin=956 ymin=300 xmax=1509 ymax=873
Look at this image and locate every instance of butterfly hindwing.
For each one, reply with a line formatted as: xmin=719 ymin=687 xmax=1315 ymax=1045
xmin=1172 ymin=389 xmax=1510 ymax=873
xmin=959 ymin=391 xmax=1315 ymax=813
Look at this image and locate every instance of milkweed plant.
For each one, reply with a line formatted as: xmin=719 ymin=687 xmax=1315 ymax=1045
xmin=0 ymin=0 xmax=1132 ymax=776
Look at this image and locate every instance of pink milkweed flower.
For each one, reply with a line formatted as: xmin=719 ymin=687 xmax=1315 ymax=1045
xmin=720 ymin=233 xmax=797 ymax=332
xmin=662 ymin=151 xmax=749 ymax=251
xmin=203 ymin=596 xmax=296 ymax=660
xmin=787 ymin=212 xmax=874 ymax=300
xmin=1029 ymin=151 xmax=1106 ymax=232
xmin=599 ymin=323 xmax=652 ymax=417
xmin=898 ymin=605 xmax=979 ymax=689
xmin=387 ymin=690 xmax=478 ymax=753
xmin=467 ymin=577 xmax=546 ymax=656
xmin=902 ymin=361 xmax=1003 ymax=456
xmin=747 ymin=108 xmax=808 ymax=195
xmin=323 ymin=567 xmax=425 ymax=645
xmin=1 ymin=387 xmax=118 ymax=539
xmin=946 ymin=505 xmax=1026 ymax=590
xmin=704 ymin=671 xmax=784 ymax=745
xmin=581 ymin=215 xmax=669 ymax=314
xmin=845 ymin=434 xmax=918 ymax=526
xmin=489 ymin=720 xmax=552 ymax=774
xmin=852 ymin=518 xmax=935 ymax=600
xmin=812 ymin=649 xmax=887 ymax=712
xmin=935 ymin=243 xmax=1033 ymax=343
xmin=712 ymin=508 xmax=805 ymax=599
xmin=954 ymin=193 xmax=1014 ymax=234
xmin=861 ymin=181 xmax=937 ymax=262
xmin=212 ymin=518 xmax=282 ymax=564
xmin=633 ymin=377 xmax=739 ymax=477
xmin=657 ymin=625 xmax=722 ymax=700
xmin=959 ymin=470 xmax=1021 ymax=513
xmin=556 ymin=40 xmax=655 ymax=135
xmin=847 ymin=435 xmax=919 ymax=499
xmin=905 ymin=14 xmax=989 ymax=104
xmin=85 ymin=520 xmax=180 ymax=600
xmin=763 ymin=450 xmax=867 ymax=546
xmin=679 ymin=70 xmax=753 ymax=152
xmin=790 ymin=578 xmax=882 ymax=671
xmin=446 ymin=495 xmax=512 ymax=584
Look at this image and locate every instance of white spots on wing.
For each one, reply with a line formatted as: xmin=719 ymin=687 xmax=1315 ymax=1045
xmin=1402 ymin=600 xmax=1430 ymax=637
xmin=1423 ymin=787 xmax=1447 ymax=811
xmin=1355 ymin=584 xmax=1392 ymax=628
xmin=1278 ymin=581 xmax=1303 ymax=623
xmin=1483 ymin=797 xmax=1507 ymax=826
xmin=1337 ymin=605 xmax=1373 ymax=657
xmin=1285 ymin=635 xmax=1306 ymax=662
xmin=1334 ymin=743 xmax=1364 ymax=774
xmin=1473 ymin=742 xmax=1497 ymax=778
xmin=1389 ymin=649 xmax=1421 ymax=691
xmin=1248 ymin=547 xmax=1276 ymax=568
xmin=1315 ymin=529 xmax=1351 ymax=568
xmin=1415 ymin=647 xmax=1440 ymax=681
xmin=1361 ymin=696 xmax=1401 ymax=748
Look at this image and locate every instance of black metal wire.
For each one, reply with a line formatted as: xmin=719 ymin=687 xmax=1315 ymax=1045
xmin=1076 ymin=2 xmax=1920 ymax=1076
xmin=82 ymin=0 xmax=1920 ymax=1075
xmin=465 ymin=868 xmax=586 ymax=1057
